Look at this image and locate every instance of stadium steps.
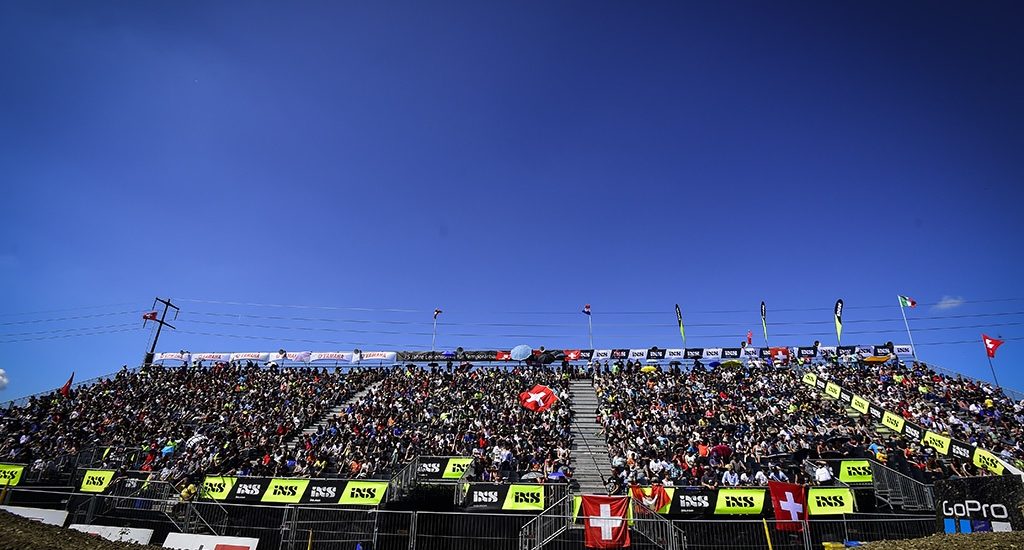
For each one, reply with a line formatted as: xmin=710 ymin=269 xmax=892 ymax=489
xmin=285 ymin=380 xmax=384 ymax=451
xmin=568 ymin=379 xmax=609 ymax=494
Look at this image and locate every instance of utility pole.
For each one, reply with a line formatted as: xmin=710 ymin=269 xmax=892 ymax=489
xmin=143 ymin=297 xmax=179 ymax=365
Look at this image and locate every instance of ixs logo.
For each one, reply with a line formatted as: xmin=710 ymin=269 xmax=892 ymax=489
xmin=903 ymin=425 xmax=921 ymax=439
xmin=844 ymin=465 xmax=871 ymax=478
xmin=951 ymin=445 xmax=972 ymax=460
xmin=309 ymin=486 xmax=337 ymax=499
xmin=272 ymin=485 xmax=299 ymax=497
xmin=977 ymin=453 xmax=1002 ymax=471
xmin=349 ymin=486 xmax=378 ymax=499
xmin=418 ymin=462 xmax=441 ymax=473
xmin=85 ymin=475 xmax=107 ymax=486
xmin=678 ymin=494 xmax=710 ymax=508
xmin=814 ymin=495 xmax=847 ymax=508
xmin=941 ymin=500 xmax=1008 ymax=519
xmin=513 ymin=491 xmax=541 ymax=504
xmin=724 ymin=495 xmax=756 ymax=508
xmin=0 ymin=470 xmax=20 ymax=481
xmin=472 ymin=491 xmax=499 ymax=503
xmin=204 ymin=481 xmax=225 ymax=493
xmin=236 ymin=483 xmax=262 ymax=496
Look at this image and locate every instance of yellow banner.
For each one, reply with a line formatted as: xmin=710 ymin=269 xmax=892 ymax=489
xmin=921 ymin=431 xmax=951 ymax=455
xmin=824 ymin=382 xmax=841 ymax=399
xmin=837 ymin=460 xmax=872 ymax=483
xmin=502 ymin=484 xmax=545 ymax=511
xmin=0 ymin=464 xmax=25 ymax=486
xmin=260 ymin=479 xmax=310 ymax=504
xmin=850 ymin=395 xmax=869 ymax=414
xmin=881 ymin=411 xmax=905 ymax=433
xmin=80 ymin=470 xmax=115 ymax=493
xmin=337 ymin=481 xmax=388 ymax=505
xmin=973 ymin=448 xmax=1006 ymax=475
xmin=714 ymin=488 xmax=766 ymax=515
xmin=201 ymin=476 xmax=237 ymax=500
xmin=808 ymin=488 xmax=854 ymax=515
xmin=443 ymin=458 xmax=473 ymax=479
xmin=802 ymin=372 xmax=818 ymax=387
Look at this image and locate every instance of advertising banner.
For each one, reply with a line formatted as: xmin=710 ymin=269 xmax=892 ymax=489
xmin=807 ymin=488 xmax=854 ymax=515
xmin=713 ymin=488 xmax=766 ymax=515
xmin=0 ymin=463 xmax=25 ymax=486
xmin=936 ymin=476 xmax=1024 ymax=533
xmin=69 ymin=524 xmax=154 ymax=544
xmin=837 ymin=460 xmax=873 ymax=484
xmin=163 ymin=533 xmax=260 ymax=550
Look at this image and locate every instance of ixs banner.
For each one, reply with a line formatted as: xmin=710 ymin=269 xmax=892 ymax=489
xmin=850 ymin=395 xmax=870 ymax=415
xmin=713 ymin=488 xmax=766 ymax=515
xmin=461 ymin=483 xmax=545 ymax=511
xmin=936 ymin=476 xmax=1024 ymax=534
xmin=163 ymin=533 xmax=259 ymax=550
xmin=416 ymin=456 xmax=473 ymax=481
xmin=0 ymin=463 xmax=25 ymax=486
xmin=824 ymin=382 xmax=842 ymax=399
xmin=807 ymin=488 xmax=854 ymax=515
xmin=837 ymin=460 xmax=873 ymax=484
xmin=79 ymin=470 xmax=115 ymax=493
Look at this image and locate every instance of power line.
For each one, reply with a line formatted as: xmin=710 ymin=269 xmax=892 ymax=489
xmin=0 ymin=323 xmax=138 ymax=338
xmin=0 ymin=311 xmax=139 ymax=327
xmin=0 ymin=327 xmax=143 ymax=344
xmin=0 ymin=302 xmax=137 ymax=318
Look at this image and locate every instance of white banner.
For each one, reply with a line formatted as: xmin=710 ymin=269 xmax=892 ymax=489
xmin=628 ymin=349 xmax=648 ymax=359
xmin=192 ymin=353 xmax=231 ymax=362
xmin=593 ymin=350 xmax=612 ymax=360
xmin=229 ymin=352 xmax=270 ymax=362
xmin=0 ymin=505 xmax=68 ymax=527
xmin=665 ymin=349 xmax=684 ymax=359
xmin=70 ymin=524 xmax=153 ymax=544
xmin=269 ymin=351 xmax=312 ymax=363
xmin=893 ymin=344 xmax=915 ymax=357
xmin=740 ymin=347 xmax=759 ymax=357
xmin=309 ymin=352 xmax=352 ymax=362
xmin=154 ymin=352 xmax=190 ymax=363
xmin=818 ymin=346 xmax=837 ymax=355
xmin=163 ymin=533 xmax=260 ymax=550
xmin=703 ymin=348 xmax=723 ymax=359
xmin=351 ymin=351 xmax=396 ymax=363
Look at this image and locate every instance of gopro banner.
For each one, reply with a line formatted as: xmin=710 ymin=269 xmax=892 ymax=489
xmin=936 ymin=476 xmax=1024 ymax=534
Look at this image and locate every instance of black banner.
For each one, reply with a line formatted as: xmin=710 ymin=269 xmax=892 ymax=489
xmin=936 ymin=476 xmax=1024 ymax=534
xmin=671 ymin=487 xmax=714 ymax=517
xmin=950 ymin=440 xmax=975 ymax=462
xmin=797 ymin=347 xmax=817 ymax=358
xmin=611 ymin=349 xmax=630 ymax=360
xmin=868 ymin=405 xmax=883 ymax=419
xmin=722 ymin=348 xmax=741 ymax=359
xmin=579 ymin=349 xmax=594 ymax=360
xmin=873 ymin=344 xmax=894 ymax=356
xmin=759 ymin=348 xmax=772 ymax=359
xmin=684 ymin=348 xmax=704 ymax=359
xmin=647 ymin=347 xmax=666 ymax=360
xmin=837 ymin=345 xmax=857 ymax=355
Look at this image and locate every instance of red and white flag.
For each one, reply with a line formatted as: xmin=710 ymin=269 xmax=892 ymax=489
xmin=983 ymin=334 xmax=1005 ymax=358
xmin=629 ymin=484 xmax=670 ymax=512
xmin=581 ymin=495 xmax=630 ymax=548
xmin=495 ymin=351 xmax=512 ymax=361
xmin=768 ymin=347 xmax=790 ymax=366
xmin=142 ymin=311 xmax=158 ymax=321
xmin=519 ymin=384 xmax=557 ymax=412
xmin=564 ymin=349 xmax=582 ymax=361
xmin=59 ymin=372 xmax=75 ymax=398
xmin=768 ymin=481 xmax=806 ymax=532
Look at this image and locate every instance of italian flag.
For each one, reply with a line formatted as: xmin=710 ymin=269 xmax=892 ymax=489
xmin=898 ymin=295 xmax=917 ymax=308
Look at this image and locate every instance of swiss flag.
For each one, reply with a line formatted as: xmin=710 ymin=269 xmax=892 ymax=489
xmin=983 ymin=334 xmax=1005 ymax=358
xmin=769 ymin=347 xmax=790 ymax=366
xmin=564 ymin=350 xmax=582 ymax=361
xmin=519 ymin=384 xmax=557 ymax=412
xmin=768 ymin=481 xmax=806 ymax=531
xmin=581 ymin=495 xmax=630 ymax=548
xmin=629 ymin=484 xmax=670 ymax=512
xmin=496 ymin=351 xmax=511 ymax=361
xmin=142 ymin=311 xmax=158 ymax=321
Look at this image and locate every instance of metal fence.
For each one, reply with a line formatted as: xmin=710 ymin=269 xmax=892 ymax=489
xmin=2 ymin=485 xmax=936 ymax=550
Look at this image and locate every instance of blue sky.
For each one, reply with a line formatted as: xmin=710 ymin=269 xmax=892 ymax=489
xmin=1 ymin=1 xmax=1023 ymax=397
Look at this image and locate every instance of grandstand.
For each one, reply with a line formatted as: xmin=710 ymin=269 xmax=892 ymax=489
xmin=1 ymin=343 xmax=1021 ymax=549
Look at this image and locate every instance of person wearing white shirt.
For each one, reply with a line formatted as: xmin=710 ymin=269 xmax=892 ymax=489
xmin=721 ymin=466 xmax=740 ymax=486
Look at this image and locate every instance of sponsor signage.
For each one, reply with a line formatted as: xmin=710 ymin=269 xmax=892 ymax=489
xmin=684 ymin=348 xmax=704 ymax=359
xmin=703 ymin=348 xmax=723 ymax=359
xmin=611 ymin=349 xmax=630 ymax=359
xmin=229 ymin=352 xmax=270 ymax=362
xmin=797 ymin=347 xmax=817 ymax=358
xmin=850 ymin=395 xmax=869 ymax=415
xmin=338 ymin=481 xmax=387 ymax=506
xmin=503 ymin=484 xmax=545 ymax=511
xmin=154 ymin=352 xmax=190 ymax=362
xmin=304 ymin=481 xmax=346 ymax=504
xmin=462 ymin=483 xmax=545 ymax=511
xmin=200 ymin=476 xmax=384 ymax=505
xmin=893 ymin=344 xmax=914 ymax=357
xmin=713 ymin=488 xmax=766 ymax=515
xmin=0 ymin=463 xmax=25 ymax=486
xmin=837 ymin=345 xmax=857 ymax=355
xmin=868 ymin=405 xmax=883 ymax=419
xmin=974 ymin=448 xmax=1006 ymax=475
xmin=0 ymin=506 xmax=69 ymax=526
xmin=443 ymin=458 xmax=473 ymax=479
xmin=202 ymin=476 xmax=237 ymax=500
xmin=801 ymin=372 xmax=817 ymax=386
xmin=872 ymin=344 xmax=894 ymax=357
xmin=647 ymin=347 xmax=667 ymax=360
xmin=192 ymin=353 xmax=231 ymax=362
xmin=309 ymin=352 xmax=352 ymax=362
xmin=824 ymin=382 xmax=841 ymax=399
xmin=665 ymin=349 xmax=684 ymax=359
xmin=950 ymin=440 xmax=975 ymax=462
xmin=80 ymin=470 xmax=115 ymax=493
xmin=722 ymin=348 xmax=741 ymax=359
xmin=936 ymin=476 xmax=1024 ymax=534
xmin=629 ymin=349 xmax=648 ymax=360
xmin=838 ymin=460 xmax=873 ymax=484
xmin=69 ymin=524 xmax=154 ymax=544
xmin=902 ymin=423 xmax=922 ymax=441
xmin=260 ymin=479 xmax=310 ymax=504
xmin=807 ymin=488 xmax=854 ymax=515
xmin=922 ymin=431 xmax=951 ymax=455
xmin=881 ymin=411 xmax=905 ymax=433
xmin=672 ymin=488 xmax=712 ymax=516
xmin=163 ymin=532 xmax=260 ymax=550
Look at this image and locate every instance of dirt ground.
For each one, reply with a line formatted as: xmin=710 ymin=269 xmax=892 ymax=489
xmin=862 ymin=531 xmax=1024 ymax=550
xmin=0 ymin=510 xmax=161 ymax=550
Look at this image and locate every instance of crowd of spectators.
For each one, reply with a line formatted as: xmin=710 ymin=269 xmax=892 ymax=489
xmin=0 ymin=362 xmax=381 ymax=482
xmin=591 ymin=355 xmax=1021 ymax=493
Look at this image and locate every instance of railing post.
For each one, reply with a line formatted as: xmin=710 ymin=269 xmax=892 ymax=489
xmin=407 ymin=510 xmax=417 ymax=550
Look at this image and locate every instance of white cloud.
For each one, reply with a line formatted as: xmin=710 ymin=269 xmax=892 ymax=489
xmin=0 ymin=369 xmax=7 ymax=390
xmin=934 ymin=296 xmax=965 ymax=310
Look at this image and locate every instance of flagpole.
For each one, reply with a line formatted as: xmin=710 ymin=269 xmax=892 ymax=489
xmin=987 ymin=356 xmax=1000 ymax=388
xmin=898 ymin=297 xmax=918 ymax=360
xmin=587 ymin=314 xmax=593 ymax=349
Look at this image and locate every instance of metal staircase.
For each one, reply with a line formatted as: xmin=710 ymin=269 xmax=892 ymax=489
xmin=518 ymin=492 xmax=574 ymax=550
xmin=568 ymin=379 xmax=609 ymax=494
xmin=868 ymin=460 xmax=934 ymax=512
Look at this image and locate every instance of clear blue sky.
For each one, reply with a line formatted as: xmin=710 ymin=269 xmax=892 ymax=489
xmin=2 ymin=1 xmax=1023 ymax=398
